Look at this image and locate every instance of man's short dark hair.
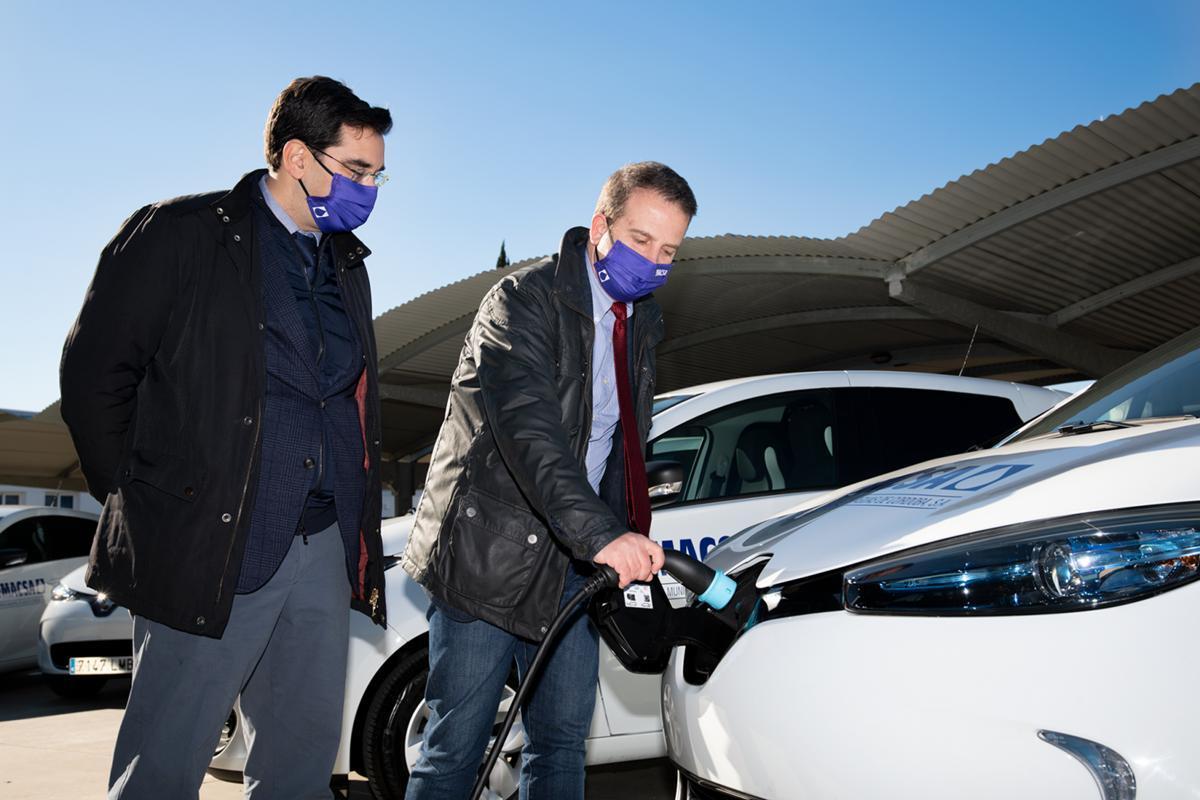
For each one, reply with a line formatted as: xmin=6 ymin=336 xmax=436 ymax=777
xmin=595 ymin=162 xmax=697 ymax=221
xmin=264 ymin=76 xmax=393 ymax=170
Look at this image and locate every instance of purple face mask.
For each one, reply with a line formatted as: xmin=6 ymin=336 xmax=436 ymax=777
xmin=301 ymin=172 xmax=378 ymax=233
xmin=593 ymin=239 xmax=672 ymax=302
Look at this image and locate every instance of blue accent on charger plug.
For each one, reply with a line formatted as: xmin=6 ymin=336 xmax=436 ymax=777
xmin=697 ymin=571 xmax=736 ymax=610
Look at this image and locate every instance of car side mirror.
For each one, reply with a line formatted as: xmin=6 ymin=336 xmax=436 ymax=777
xmin=0 ymin=547 xmax=28 ymax=568
xmin=646 ymin=460 xmax=684 ymax=507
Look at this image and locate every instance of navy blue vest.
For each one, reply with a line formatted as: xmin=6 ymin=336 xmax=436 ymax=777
xmin=236 ymin=198 xmax=367 ymax=593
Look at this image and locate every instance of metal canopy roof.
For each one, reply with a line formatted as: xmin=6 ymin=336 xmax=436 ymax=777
xmin=373 ymin=83 xmax=1200 ymax=458
xmin=0 ymin=404 xmax=85 ymax=492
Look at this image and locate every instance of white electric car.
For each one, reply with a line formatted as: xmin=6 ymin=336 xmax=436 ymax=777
xmin=0 ymin=506 xmax=98 ymax=674
xmin=211 ymin=371 xmax=1063 ymax=798
xmin=38 ymin=563 xmax=133 ymax=697
xmin=663 ymin=327 xmax=1200 ymax=800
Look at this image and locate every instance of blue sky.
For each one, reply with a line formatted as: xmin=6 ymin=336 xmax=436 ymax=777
xmin=2 ymin=1 xmax=1198 ymax=411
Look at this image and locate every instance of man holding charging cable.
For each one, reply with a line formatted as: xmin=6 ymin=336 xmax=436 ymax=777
xmin=402 ymin=162 xmax=697 ymax=799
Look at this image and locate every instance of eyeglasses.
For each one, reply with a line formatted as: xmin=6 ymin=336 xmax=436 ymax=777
xmin=308 ymin=147 xmax=389 ymax=188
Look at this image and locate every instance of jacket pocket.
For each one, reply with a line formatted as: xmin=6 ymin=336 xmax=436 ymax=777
xmin=437 ymin=488 xmax=546 ymax=609
xmin=119 ymin=449 xmax=204 ymax=502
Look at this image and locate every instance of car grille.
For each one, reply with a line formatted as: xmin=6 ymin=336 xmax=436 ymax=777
xmin=50 ymin=640 xmax=133 ymax=670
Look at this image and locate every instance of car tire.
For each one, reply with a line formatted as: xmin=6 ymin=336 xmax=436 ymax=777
xmin=361 ymin=648 xmax=428 ymax=800
xmin=359 ymin=646 xmax=522 ymax=800
xmin=45 ymin=674 xmax=107 ymax=698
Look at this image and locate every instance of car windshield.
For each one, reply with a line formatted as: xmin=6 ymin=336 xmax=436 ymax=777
xmin=652 ymin=394 xmax=696 ymax=416
xmin=1009 ymin=326 xmax=1200 ymax=443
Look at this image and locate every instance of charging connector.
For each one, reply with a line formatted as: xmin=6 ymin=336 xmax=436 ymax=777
xmin=470 ymin=551 xmax=739 ymax=800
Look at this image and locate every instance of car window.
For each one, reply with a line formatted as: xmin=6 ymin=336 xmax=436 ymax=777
xmin=647 ymin=427 xmax=707 ymax=484
xmin=648 ymin=389 xmax=838 ymax=505
xmin=845 ymin=388 xmax=1023 ymax=482
xmin=38 ymin=516 xmax=97 ymax=560
xmin=0 ymin=518 xmax=45 ymax=566
xmin=652 ymin=394 xmax=696 ymax=416
xmin=1011 ymin=330 xmax=1200 ymax=442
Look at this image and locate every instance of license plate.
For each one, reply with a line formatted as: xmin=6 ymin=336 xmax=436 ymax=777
xmin=69 ymin=656 xmax=133 ymax=675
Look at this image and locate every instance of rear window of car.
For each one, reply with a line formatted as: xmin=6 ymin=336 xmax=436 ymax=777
xmin=38 ymin=516 xmax=97 ymax=560
xmin=837 ymin=388 xmax=1023 ymax=484
xmin=648 ymin=386 xmax=1024 ymax=508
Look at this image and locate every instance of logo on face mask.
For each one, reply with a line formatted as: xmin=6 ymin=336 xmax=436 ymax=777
xmin=311 ymin=205 xmax=330 ymax=219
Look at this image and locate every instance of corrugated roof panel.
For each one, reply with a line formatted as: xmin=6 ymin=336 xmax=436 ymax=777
xmin=1104 ymin=105 xmax=1181 ymax=152
xmin=1067 ymin=275 xmax=1200 ymax=349
xmin=846 ymin=211 xmax=938 ymax=257
xmin=658 ymin=274 xmax=892 ymax=337
xmin=1054 ymin=124 xmax=1132 ymax=166
xmin=887 ymin=200 xmax=968 ymax=240
xmin=913 ymin=180 xmax=1001 ymax=225
xmin=913 ymin=170 xmax=1200 ymax=310
xmin=842 ymin=83 xmax=1200 ymax=263
xmin=1035 ymin=134 xmax=1116 ymax=176
xmin=675 ymin=234 xmax=874 ymax=261
xmin=1153 ymin=89 xmax=1200 ymax=132
xmin=1162 ymin=160 xmax=1200 ymax=195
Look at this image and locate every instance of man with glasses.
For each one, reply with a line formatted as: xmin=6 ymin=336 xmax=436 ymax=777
xmin=60 ymin=76 xmax=392 ymax=799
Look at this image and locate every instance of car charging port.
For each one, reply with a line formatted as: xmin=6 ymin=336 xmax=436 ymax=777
xmin=681 ymin=561 xmax=769 ymax=684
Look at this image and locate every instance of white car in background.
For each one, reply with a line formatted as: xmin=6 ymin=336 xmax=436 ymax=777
xmin=664 ymin=327 xmax=1200 ymax=800
xmin=0 ymin=506 xmax=98 ymax=675
xmin=38 ymin=563 xmax=133 ymax=697
xmin=212 ymin=370 xmax=1064 ymax=798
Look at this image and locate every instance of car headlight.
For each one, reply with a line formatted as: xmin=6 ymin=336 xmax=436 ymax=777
xmin=844 ymin=503 xmax=1200 ymax=615
xmin=50 ymin=583 xmax=80 ymax=602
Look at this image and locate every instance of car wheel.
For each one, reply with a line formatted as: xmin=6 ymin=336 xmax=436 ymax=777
xmin=45 ymin=674 xmax=107 ymax=698
xmin=360 ymin=647 xmax=523 ymax=800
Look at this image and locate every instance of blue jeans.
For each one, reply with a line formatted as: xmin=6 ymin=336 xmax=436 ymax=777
xmin=406 ymin=566 xmax=598 ymax=800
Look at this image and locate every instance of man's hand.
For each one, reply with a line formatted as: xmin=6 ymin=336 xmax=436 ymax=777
xmin=593 ymin=533 xmax=665 ymax=589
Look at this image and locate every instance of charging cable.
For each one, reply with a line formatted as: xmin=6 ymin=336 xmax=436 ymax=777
xmin=469 ymin=552 xmax=735 ymax=800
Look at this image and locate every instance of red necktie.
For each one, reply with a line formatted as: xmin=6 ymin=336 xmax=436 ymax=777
xmin=611 ymin=302 xmax=651 ymax=535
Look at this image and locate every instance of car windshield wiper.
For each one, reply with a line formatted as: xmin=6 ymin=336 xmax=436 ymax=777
xmin=1055 ymin=415 xmax=1196 ymax=436
xmin=1055 ymin=419 xmax=1136 ymax=435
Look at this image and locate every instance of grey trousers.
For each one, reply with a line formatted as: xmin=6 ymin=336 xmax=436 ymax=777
xmin=107 ymin=522 xmax=350 ymax=800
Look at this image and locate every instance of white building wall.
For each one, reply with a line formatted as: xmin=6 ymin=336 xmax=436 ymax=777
xmin=0 ymin=484 xmax=102 ymax=513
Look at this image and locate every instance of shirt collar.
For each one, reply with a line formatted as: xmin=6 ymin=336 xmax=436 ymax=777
xmin=258 ymin=175 xmax=321 ymax=244
xmin=583 ymin=242 xmax=631 ymax=322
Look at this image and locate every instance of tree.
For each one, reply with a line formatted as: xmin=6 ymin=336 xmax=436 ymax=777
xmin=495 ymin=240 xmax=510 ymax=269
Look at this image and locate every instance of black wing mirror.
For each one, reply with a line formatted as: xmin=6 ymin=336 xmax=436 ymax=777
xmin=646 ymin=460 xmax=684 ymax=507
xmin=0 ymin=547 xmax=29 ymax=568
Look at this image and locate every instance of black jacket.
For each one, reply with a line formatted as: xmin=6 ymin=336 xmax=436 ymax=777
xmin=60 ymin=170 xmax=386 ymax=638
xmin=401 ymin=227 xmax=663 ymax=641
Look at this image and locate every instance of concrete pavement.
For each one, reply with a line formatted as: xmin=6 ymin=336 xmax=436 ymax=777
xmin=0 ymin=669 xmax=674 ymax=799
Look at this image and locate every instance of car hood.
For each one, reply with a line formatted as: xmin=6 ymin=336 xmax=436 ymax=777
xmin=706 ymin=419 xmax=1200 ymax=588
xmin=58 ymin=563 xmax=93 ymax=594
xmin=381 ymin=512 xmax=415 ymax=556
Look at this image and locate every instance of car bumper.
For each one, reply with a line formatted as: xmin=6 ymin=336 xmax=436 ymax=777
xmin=663 ymin=581 xmax=1200 ymax=799
xmin=38 ymin=598 xmax=132 ymax=676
